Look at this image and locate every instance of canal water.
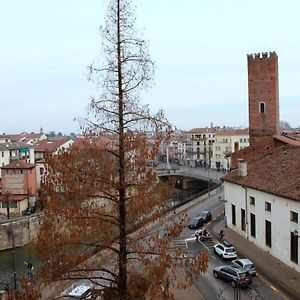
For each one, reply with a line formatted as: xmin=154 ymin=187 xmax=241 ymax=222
xmin=0 ymin=244 xmax=40 ymax=289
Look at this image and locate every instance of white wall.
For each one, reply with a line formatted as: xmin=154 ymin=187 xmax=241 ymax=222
xmin=224 ymin=181 xmax=300 ymax=272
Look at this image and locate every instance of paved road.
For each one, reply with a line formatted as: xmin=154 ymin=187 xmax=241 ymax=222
xmin=173 ymin=190 xmax=287 ymax=300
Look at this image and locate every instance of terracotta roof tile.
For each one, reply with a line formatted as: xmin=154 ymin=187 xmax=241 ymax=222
xmin=215 ymin=130 xmax=249 ymax=136
xmin=1 ymin=161 xmax=35 ymax=169
xmin=223 ymin=145 xmax=300 ymax=202
xmin=0 ymin=194 xmax=28 ymax=202
xmin=274 ymin=134 xmax=300 ymax=146
xmin=188 ymin=127 xmax=217 ymax=133
xmin=34 ymin=138 xmax=73 ymax=152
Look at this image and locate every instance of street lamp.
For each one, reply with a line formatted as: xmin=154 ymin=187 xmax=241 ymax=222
xmin=293 ymin=229 xmax=300 ymax=238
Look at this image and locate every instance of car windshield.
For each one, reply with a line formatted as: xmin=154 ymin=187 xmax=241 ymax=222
xmin=244 ymin=263 xmax=254 ymax=269
xmin=191 ymin=218 xmax=199 ymax=224
xmin=226 ymin=248 xmax=235 ymax=253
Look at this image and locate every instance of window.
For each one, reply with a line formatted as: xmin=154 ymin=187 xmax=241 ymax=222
xmin=265 ymin=202 xmax=271 ymax=212
xmin=244 ymin=138 xmax=247 ymax=143
xmin=1 ymin=151 xmax=3 ymax=157
xmin=2 ymin=202 xmax=7 ymax=208
xmin=250 ymin=213 xmax=256 ymax=238
xmin=265 ymin=220 xmax=272 ymax=247
xmin=10 ymin=202 xmax=17 ymax=208
xmin=291 ymin=232 xmax=299 ymax=264
xmin=240 ymin=138 xmax=243 ymax=143
xmin=250 ymin=196 xmax=255 ymax=205
xmin=290 ymin=211 xmax=298 ymax=223
xmin=232 ymin=204 xmax=236 ymax=225
xmin=40 ymin=167 xmax=44 ymax=175
xmin=241 ymin=209 xmax=246 ymax=231
xmin=259 ymin=102 xmax=265 ymax=114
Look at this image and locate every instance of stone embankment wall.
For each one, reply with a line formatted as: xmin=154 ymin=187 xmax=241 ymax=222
xmin=0 ymin=213 xmax=43 ymax=251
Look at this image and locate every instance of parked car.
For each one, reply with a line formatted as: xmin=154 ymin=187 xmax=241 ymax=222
xmin=213 ymin=265 xmax=252 ymax=288
xmin=232 ymin=258 xmax=256 ymax=276
xmin=22 ymin=206 xmax=36 ymax=216
xmin=213 ymin=241 xmax=237 ymax=260
xmin=198 ymin=211 xmax=212 ymax=223
xmin=188 ymin=216 xmax=205 ymax=229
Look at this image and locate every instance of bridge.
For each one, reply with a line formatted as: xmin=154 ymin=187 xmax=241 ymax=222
xmin=156 ymin=165 xmax=223 ymax=183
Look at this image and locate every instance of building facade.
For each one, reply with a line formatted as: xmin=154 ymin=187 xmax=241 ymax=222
xmin=223 ymin=146 xmax=300 ymax=272
xmin=187 ymin=128 xmax=217 ymax=167
xmin=0 ymin=161 xmax=37 ymax=215
xmin=0 ymin=142 xmax=34 ymax=172
xmin=212 ymin=130 xmax=249 ymax=171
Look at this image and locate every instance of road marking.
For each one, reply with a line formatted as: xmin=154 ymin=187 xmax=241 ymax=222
xmin=171 ymin=239 xmax=188 ymax=249
xmin=257 ymin=272 xmax=289 ymax=300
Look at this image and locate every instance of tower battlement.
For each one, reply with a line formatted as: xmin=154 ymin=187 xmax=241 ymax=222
xmin=247 ymin=51 xmax=277 ymax=62
xmin=247 ymin=51 xmax=279 ymax=147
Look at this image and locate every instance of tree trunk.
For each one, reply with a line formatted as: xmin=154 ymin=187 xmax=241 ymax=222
xmin=117 ymin=0 xmax=127 ymax=298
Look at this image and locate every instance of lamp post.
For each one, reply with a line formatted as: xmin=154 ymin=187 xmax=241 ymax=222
xmin=8 ymin=226 xmax=17 ymax=291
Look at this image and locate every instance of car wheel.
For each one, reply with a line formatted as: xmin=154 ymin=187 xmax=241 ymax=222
xmin=231 ymin=281 xmax=237 ymax=288
xmin=213 ymin=271 xmax=219 ymax=278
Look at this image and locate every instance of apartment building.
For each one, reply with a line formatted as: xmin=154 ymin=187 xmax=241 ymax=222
xmin=0 ymin=161 xmax=37 ymax=215
xmin=186 ymin=127 xmax=217 ymax=167
xmin=212 ymin=130 xmax=249 ymax=171
xmin=0 ymin=142 xmax=34 ymax=173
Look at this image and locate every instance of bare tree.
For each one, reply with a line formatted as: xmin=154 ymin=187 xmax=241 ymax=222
xmin=31 ymin=1 xmax=208 ymax=299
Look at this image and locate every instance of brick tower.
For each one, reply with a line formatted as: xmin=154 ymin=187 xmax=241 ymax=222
xmin=247 ymin=51 xmax=279 ymax=147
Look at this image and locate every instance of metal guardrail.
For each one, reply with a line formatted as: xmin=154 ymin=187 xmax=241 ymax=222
xmin=168 ymin=183 xmax=221 ymax=209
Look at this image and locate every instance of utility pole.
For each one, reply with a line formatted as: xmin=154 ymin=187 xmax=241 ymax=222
xmin=8 ymin=226 xmax=17 ymax=291
xmin=5 ymin=193 xmax=10 ymax=220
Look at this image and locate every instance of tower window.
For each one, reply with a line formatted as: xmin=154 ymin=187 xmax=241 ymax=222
xmin=259 ymin=102 xmax=265 ymax=114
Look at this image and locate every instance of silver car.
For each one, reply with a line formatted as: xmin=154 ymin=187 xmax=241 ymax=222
xmin=232 ymin=258 xmax=256 ymax=276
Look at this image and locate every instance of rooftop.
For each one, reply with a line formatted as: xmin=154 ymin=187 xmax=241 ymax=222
xmin=189 ymin=127 xmax=217 ymax=134
xmin=1 ymin=161 xmax=35 ymax=169
xmin=223 ymin=145 xmax=300 ymax=202
xmin=215 ymin=129 xmax=249 ymax=136
xmin=34 ymin=138 xmax=73 ymax=152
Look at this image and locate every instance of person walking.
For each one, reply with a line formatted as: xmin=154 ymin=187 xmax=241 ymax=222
xmin=219 ymin=230 xmax=224 ymax=242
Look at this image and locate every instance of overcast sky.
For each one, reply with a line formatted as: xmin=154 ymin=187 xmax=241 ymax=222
xmin=1 ymin=0 xmax=300 ymax=134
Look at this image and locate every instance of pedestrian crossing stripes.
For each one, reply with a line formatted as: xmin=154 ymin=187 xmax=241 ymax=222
xmin=171 ymin=239 xmax=188 ymax=249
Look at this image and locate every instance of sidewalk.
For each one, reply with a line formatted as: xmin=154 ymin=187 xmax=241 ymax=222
xmin=169 ymin=269 xmax=204 ymax=300
xmin=208 ymin=217 xmax=300 ymax=300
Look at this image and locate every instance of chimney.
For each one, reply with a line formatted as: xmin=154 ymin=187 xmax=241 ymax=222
xmin=237 ymin=159 xmax=247 ymax=177
xmin=234 ymin=142 xmax=239 ymax=152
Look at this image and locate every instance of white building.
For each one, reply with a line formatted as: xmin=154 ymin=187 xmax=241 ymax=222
xmin=0 ymin=132 xmax=47 ymax=145
xmin=187 ymin=127 xmax=217 ymax=167
xmin=212 ymin=130 xmax=249 ymax=171
xmin=34 ymin=138 xmax=75 ymax=188
xmin=0 ymin=142 xmax=35 ymax=172
xmin=223 ymin=146 xmax=300 ymax=272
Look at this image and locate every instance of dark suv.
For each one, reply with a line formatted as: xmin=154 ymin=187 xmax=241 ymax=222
xmin=199 ymin=211 xmax=212 ymax=223
xmin=188 ymin=216 xmax=205 ymax=229
xmin=213 ymin=265 xmax=252 ymax=288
